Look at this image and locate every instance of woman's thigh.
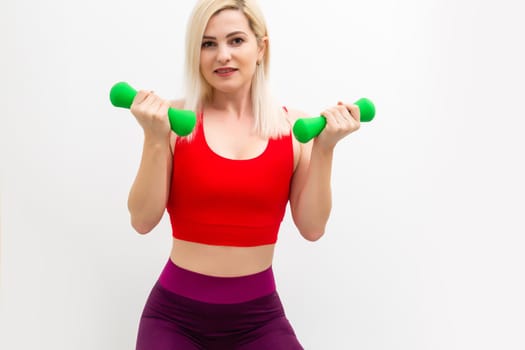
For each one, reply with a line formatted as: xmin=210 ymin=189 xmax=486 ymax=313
xmin=135 ymin=283 xmax=203 ymax=350
xmin=236 ymin=315 xmax=304 ymax=350
xmin=136 ymin=316 xmax=202 ymax=350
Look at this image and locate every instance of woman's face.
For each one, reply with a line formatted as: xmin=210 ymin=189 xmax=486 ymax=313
xmin=200 ymin=9 xmax=265 ymax=96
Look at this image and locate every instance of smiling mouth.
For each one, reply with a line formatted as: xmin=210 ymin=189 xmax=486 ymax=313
xmin=214 ymin=68 xmax=238 ymax=74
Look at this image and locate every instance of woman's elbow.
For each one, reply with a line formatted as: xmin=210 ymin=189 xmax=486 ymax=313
xmin=293 ymin=212 xmax=328 ymax=242
xmin=298 ymin=227 xmax=326 ymax=242
xmin=130 ymin=216 xmax=158 ymax=235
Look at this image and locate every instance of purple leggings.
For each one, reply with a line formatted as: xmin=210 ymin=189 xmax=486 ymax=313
xmin=136 ymin=260 xmax=303 ymax=350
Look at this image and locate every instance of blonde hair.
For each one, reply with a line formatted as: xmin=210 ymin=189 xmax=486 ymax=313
xmin=183 ymin=0 xmax=288 ymax=138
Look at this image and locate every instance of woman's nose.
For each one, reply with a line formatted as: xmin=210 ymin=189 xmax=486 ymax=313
xmin=217 ymin=44 xmax=232 ymax=64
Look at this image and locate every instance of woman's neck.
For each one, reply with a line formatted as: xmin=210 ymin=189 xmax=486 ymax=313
xmin=207 ymin=88 xmax=253 ymax=119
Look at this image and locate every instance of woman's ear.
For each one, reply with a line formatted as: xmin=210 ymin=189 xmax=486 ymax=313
xmin=257 ymin=36 xmax=268 ymax=63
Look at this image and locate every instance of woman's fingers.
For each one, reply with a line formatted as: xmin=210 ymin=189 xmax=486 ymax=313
xmin=343 ymin=102 xmax=361 ymax=123
xmin=129 ymin=90 xmax=171 ymax=138
xmin=318 ymin=102 xmax=361 ymax=147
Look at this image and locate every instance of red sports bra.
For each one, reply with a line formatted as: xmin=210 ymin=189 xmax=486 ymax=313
xmin=166 ymin=113 xmax=294 ymax=247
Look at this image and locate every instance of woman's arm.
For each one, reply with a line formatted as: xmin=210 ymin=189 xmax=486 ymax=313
xmin=289 ymin=102 xmax=361 ymax=241
xmin=126 ymin=92 xmax=179 ymax=234
xmin=128 ymin=136 xmax=172 ymax=234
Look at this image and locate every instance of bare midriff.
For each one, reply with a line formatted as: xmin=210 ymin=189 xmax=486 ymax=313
xmin=169 ymin=238 xmax=276 ymax=277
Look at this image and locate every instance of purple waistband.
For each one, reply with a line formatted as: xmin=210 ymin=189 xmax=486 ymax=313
xmin=158 ymin=259 xmax=276 ymax=304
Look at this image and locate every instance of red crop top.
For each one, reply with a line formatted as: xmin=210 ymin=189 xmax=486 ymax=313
xmin=166 ymin=113 xmax=294 ymax=247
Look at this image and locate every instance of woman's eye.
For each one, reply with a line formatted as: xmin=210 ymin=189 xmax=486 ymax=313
xmin=201 ymin=41 xmax=215 ymax=48
xmin=231 ymin=38 xmax=244 ymax=45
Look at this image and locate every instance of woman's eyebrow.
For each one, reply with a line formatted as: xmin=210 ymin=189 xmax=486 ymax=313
xmin=202 ymin=31 xmax=248 ymax=40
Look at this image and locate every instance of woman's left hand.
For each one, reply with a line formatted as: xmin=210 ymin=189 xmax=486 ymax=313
xmin=316 ymin=101 xmax=360 ymax=150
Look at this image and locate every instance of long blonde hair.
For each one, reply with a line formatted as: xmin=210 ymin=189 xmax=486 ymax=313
xmin=183 ymin=0 xmax=288 ymax=138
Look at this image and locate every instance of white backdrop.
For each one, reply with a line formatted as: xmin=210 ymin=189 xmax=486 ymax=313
xmin=1 ymin=0 xmax=524 ymax=349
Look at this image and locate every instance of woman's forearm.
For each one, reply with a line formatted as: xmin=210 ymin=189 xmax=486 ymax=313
xmin=127 ymin=137 xmax=172 ymax=234
xmin=291 ymin=101 xmax=360 ymax=241
xmin=293 ymin=141 xmax=334 ymax=240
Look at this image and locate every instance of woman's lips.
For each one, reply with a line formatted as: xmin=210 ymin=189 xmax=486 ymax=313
xmin=214 ymin=67 xmax=238 ymax=77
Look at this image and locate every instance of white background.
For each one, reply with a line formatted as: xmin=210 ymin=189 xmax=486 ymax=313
xmin=1 ymin=0 xmax=524 ymax=349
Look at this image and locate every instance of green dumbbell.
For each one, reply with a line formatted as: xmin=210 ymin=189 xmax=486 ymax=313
xmin=293 ymin=98 xmax=375 ymax=143
xmin=109 ymin=81 xmax=196 ymax=136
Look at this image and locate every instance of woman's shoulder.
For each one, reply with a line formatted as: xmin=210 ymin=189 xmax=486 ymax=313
xmin=169 ymin=99 xmax=186 ymax=152
xmin=170 ymin=99 xmax=186 ymax=110
xmin=283 ymin=107 xmax=309 ymax=123
xmin=281 ymin=107 xmax=311 ymax=171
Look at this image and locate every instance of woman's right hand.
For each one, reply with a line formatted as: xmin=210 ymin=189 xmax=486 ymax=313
xmin=130 ymin=90 xmax=172 ymax=141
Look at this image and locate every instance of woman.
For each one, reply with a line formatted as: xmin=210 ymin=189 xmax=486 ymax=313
xmin=128 ymin=0 xmax=360 ymax=349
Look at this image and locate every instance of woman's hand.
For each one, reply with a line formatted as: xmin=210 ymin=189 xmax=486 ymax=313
xmin=316 ymin=101 xmax=360 ymax=150
xmin=130 ymin=90 xmax=172 ymax=141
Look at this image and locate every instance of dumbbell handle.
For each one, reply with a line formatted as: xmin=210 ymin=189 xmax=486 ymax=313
xmin=109 ymin=81 xmax=196 ymax=136
xmin=293 ymin=98 xmax=375 ymax=143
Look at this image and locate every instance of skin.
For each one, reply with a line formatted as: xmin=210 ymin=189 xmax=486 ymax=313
xmin=127 ymin=9 xmax=360 ymax=277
